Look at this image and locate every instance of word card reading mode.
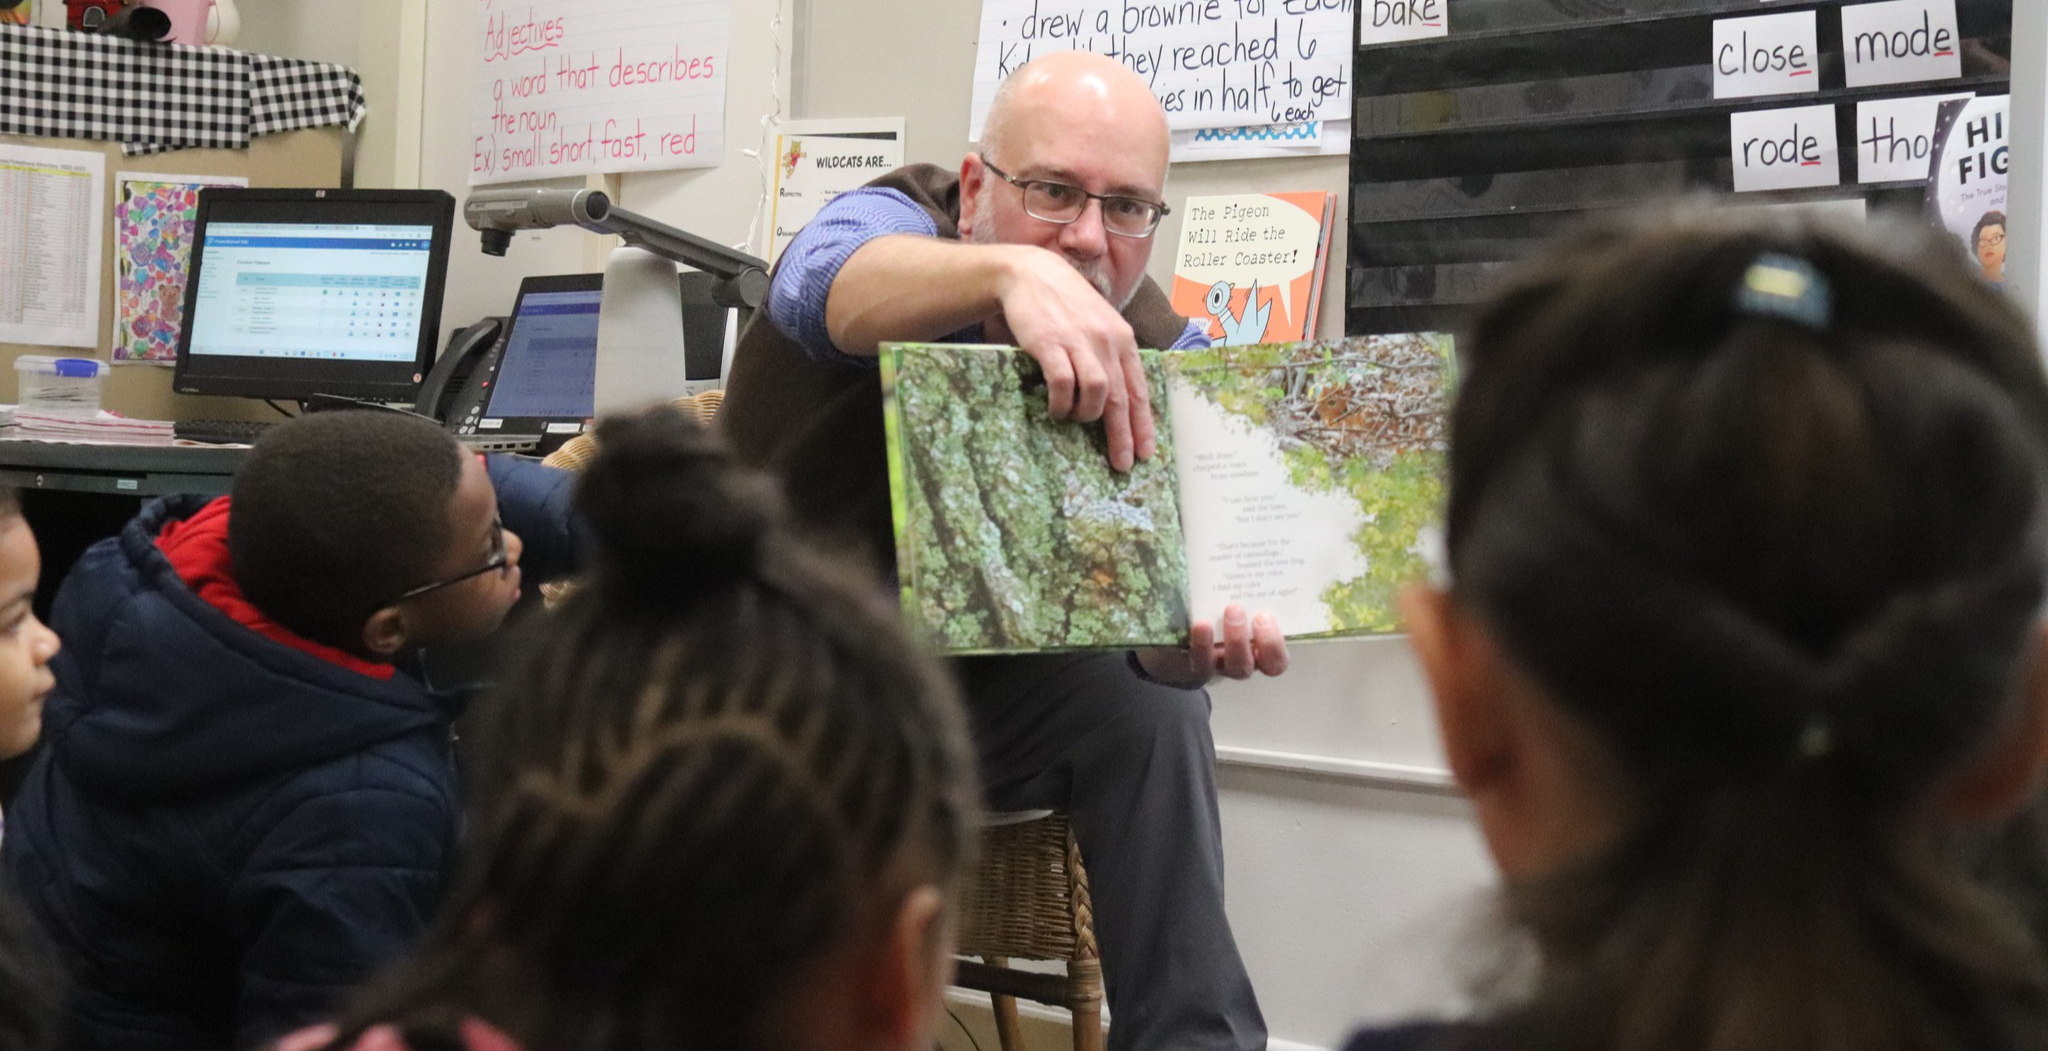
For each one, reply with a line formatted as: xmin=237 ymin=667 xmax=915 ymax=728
xmin=1842 ymin=0 xmax=1962 ymax=89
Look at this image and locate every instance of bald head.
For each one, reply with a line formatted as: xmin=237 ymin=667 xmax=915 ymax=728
xmin=963 ymin=51 xmax=1173 ymax=311
xmin=981 ymin=51 xmax=1170 ymax=175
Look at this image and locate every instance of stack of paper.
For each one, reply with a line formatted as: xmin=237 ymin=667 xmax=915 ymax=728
xmin=13 ymin=410 xmax=175 ymax=446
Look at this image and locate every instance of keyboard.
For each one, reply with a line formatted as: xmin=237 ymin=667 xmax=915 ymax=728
xmin=173 ymin=419 xmax=278 ymax=445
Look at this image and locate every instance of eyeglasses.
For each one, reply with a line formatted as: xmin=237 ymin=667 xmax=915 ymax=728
xmin=980 ymin=157 xmax=1169 ymax=238
xmin=1981 ymin=231 xmax=2007 ymax=247
xmin=379 ymin=518 xmax=509 ymax=607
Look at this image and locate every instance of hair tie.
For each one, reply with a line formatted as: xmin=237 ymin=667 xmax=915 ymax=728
xmin=1735 ymin=253 xmax=1832 ymax=330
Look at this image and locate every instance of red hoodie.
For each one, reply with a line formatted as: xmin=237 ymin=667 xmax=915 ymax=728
xmin=154 ymin=496 xmax=395 ymax=682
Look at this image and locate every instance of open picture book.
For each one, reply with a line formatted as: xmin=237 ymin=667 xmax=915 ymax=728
xmin=880 ymin=335 xmax=1455 ymax=655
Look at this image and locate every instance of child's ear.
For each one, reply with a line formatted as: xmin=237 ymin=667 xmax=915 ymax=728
xmin=360 ymin=606 xmax=412 ymax=659
xmin=1943 ymin=624 xmax=2048 ymax=824
xmin=1399 ymin=584 xmax=1517 ymax=794
xmin=854 ymin=885 xmax=950 ymax=1050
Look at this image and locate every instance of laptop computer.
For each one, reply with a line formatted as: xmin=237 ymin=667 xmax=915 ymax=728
xmin=454 ymin=274 xmax=604 ymax=454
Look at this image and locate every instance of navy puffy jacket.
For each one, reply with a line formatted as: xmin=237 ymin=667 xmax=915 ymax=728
xmin=1 ymin=456 xmax=578 ymax=1051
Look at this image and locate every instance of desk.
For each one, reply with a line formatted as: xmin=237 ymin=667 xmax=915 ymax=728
xmin=0 ymin=440 xmax=245 ymax=498
xmin=0 ymin=441 xmax=246 ymax=620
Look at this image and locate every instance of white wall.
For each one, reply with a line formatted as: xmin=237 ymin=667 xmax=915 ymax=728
xmin=2008 ymin=0 xmax=2045 ymax=332
xmin=221 ymin=0 xmax=361 ymax=66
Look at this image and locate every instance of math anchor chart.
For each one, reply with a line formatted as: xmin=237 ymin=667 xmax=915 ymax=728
xmin=470 ymin=0 xmax=732 ymax=185
xmin=969 ymin=0 xmax=1356 ymax=138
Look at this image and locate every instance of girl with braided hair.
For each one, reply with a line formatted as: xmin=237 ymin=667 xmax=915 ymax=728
xmin=1345 ymin=213 xmax=2048 ymax=1051
xmin=282 ymin=404 xmax=980 ymax=1051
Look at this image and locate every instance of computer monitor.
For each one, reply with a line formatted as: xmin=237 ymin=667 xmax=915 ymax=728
xmin=173 ymin=188 xmax=455 ymax=403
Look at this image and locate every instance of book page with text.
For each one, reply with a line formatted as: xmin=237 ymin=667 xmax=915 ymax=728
xmin=1166 ymin=336 xmax=1453 ymax=638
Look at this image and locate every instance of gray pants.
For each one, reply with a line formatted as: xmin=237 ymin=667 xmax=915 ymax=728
xmin=956 ymin=653 xmax=1266 ymax=1051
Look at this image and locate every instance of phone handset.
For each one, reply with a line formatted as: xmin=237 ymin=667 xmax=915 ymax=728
xmin=416 ymin=317 xmax=505 ymax=422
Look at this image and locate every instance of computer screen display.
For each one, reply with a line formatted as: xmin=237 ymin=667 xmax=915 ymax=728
xmin=174 ymin=189 xmax=454 ymax=403
xmin=484 ymin=285 xmax=601 ymax=420
xmin=183 ymin=223 xmax=435 ymax=363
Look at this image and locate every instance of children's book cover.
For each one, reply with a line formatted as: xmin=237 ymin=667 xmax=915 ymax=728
xmin=1926 ymin=95 xmax=2010 ymax=291
xmin=1170 ymin=192 xmax=1336 ymax=346
xmin=881 ymin=335 xmax=1454 ymax=654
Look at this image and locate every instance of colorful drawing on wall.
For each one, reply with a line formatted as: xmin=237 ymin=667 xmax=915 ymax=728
xmin=114 ymin=173 xmax=246 ymax=364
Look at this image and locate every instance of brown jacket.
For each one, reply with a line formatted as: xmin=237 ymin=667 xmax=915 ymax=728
xmin=721 ymin=162 xmax=1192 ymax=573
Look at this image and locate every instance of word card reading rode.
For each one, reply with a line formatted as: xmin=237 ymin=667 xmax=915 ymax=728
xmin=1730 ymin=104 xmax=1841 ymax=192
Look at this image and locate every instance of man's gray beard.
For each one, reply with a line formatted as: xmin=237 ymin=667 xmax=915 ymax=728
xmin=969 ymin=195 xmax=1137 ymax=309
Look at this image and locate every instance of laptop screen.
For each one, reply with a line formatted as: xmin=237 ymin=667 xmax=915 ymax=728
xmin=482 ymin=285 xmax=602 ymax=421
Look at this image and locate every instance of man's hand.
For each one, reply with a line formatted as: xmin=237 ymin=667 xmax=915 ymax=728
xmin=988 ymin=247 xmax=1157 ymax=473
xmin=1134 ymin=605 xmax=1288 ymax=688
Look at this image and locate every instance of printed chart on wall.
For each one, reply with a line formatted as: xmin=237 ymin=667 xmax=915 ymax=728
xmin=114 ymin=173 xmax=248 ymax=364
xmin=881 ymin=336 xmax=1452 ymax=654
xmin=967 ymin=0 xmax=1358 ymax=148
xmin=1926 ymin=94 xmax=2009 ymax=290
xmin=470 ymin=0 xmax=732 ymax=184
xmin=768 ymin=119 xmax=905 ymax=265
xmin=0 ymin=143 xmax=103 ymax=349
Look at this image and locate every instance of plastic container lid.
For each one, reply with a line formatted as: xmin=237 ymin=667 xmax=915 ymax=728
xmin=15 ymin=356 xmax=107 ymax=378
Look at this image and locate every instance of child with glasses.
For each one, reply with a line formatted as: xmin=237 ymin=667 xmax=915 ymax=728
xmin=1346 ymin=212 xmax=2048 ymax=1051
xmin=0 ymin=409 xmax=579 ymax=1051
xmin=277 ymin=404 xmax=977 ymax=1051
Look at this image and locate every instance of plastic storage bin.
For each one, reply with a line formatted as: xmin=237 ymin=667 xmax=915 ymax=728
xmin=15 ymin=356 xmax=107 ymax=417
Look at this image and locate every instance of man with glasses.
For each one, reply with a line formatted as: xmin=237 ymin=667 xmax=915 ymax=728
xmin=725 ymin=49 xmax=1285 ymax=1051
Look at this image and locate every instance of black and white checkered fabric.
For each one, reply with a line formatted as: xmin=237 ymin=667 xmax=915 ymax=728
xmin=0 ymin=24 xmax=364 ymax=155
xmin=251 ymin=53 xmax=365 ymax=139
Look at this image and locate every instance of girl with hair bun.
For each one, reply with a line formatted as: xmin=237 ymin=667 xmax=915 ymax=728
xmin=284 ymin=404 xmax=980 ymax=1051
xmin=1346 ymin=213 xmax=2048 ymax=1051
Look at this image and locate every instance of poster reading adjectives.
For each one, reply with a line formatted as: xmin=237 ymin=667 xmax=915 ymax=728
xmin=470 ymin=0 xmax=733 ymax=185
xmin=114 ymin=173 xmax=248 ymax=364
